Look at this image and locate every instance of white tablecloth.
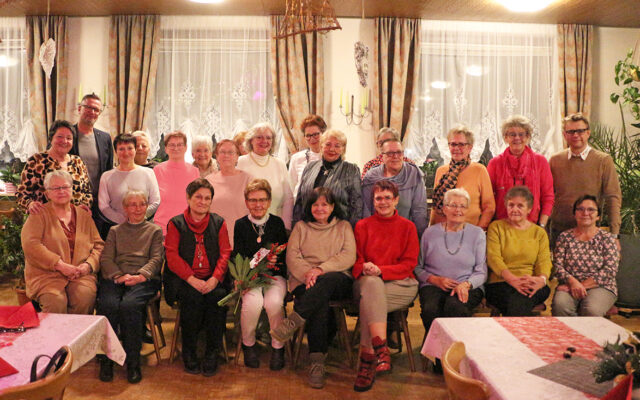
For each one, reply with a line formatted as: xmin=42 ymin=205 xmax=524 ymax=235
xmin=421 ymin=317 xmax=630 ymax=400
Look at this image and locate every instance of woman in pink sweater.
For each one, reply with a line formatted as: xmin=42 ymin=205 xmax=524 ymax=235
xmin=487 ymin=115 xmax=554 ymax=227
xmin=352 ymin=180 xmax=419 ymax=392
xmin=154 ymin=131 xmax=200 ymax=236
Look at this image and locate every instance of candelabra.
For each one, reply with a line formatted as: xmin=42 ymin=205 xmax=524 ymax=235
xmin=339 ymin=94 xmax=371 ymax=126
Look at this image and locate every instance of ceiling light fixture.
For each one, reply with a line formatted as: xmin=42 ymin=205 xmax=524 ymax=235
xmin=274 ymin=0 xmax=341 ymax=39
xmin=495 ymin=0 xmax=554 ymax=12
xmin=189 ymin=0 xmax=224 ymax=3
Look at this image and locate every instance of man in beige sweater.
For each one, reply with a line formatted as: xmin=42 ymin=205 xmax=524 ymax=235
xmin=549 ymin=113 xmax=622 ymax=245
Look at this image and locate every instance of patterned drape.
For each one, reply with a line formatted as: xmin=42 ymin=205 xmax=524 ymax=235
xmin=558 ymin=24 xmax=593 ymax=118
xmin=26 ymin=16 xmax=69 ymax=151
xmin=372 ymin=17 xmax=420 ymax=142
xmin=270 ymin=16 xmax=325 ymax=154
xmin=108 ymin=15 xmax=160 ymax=135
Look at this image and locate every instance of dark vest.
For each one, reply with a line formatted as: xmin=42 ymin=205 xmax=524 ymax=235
xmin=169 ymin=213 xmax=225 ymax=275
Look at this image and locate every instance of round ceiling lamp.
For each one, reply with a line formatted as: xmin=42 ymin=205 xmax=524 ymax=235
xmin=495 ymin=0 xmax=555 ymax=12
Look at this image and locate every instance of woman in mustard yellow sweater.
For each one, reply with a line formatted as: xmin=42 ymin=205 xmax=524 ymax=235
xmin=485 ymin=186 xmax=551 ymax=316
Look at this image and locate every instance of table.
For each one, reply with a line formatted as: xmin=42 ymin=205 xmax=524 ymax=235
xmin=421 ymin=317 xmax=630 ymax=400
xmin=0 ymin=313 xmax=125 ymax=391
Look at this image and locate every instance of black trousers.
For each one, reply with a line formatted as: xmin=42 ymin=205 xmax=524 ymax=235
xmin=97 ymin=278 xmax=161 ymax=365
xmin=292 ymin=272 xmax=353 ymax=354
xmin=177 ymin=280 xmax=228 ymax=359
xmin=419 ymin=285 xmax=484 ymax=334
xmin=485 ymin=281 xmax=551 ymax=316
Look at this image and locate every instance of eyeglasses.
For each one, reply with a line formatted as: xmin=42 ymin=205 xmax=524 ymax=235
xmin=374 ymin=195 xmax=395 ymax=202
xmin=305 ymin=132 xmax=321 ymax=139
xmin=448 ymin=142 xmax=469 ymax=148
xmin=445 ymin=203 xmax=468 ymax=210
xmin=565 ymin=128 xmax=588 ymax=136
xmin=80 ymin=104 xmax=102 ymax=113
xmin=166 ymin=143 xmax=185 ymax=149
xmin=506 ymin=132 xmax=527 ymax=138
xmin=217 ymin=151 xmax=237 ymax=156
xmin=382 ymin=151 xmax=404 ymax=158
xmin=47 ymin=185 xmax=72 ymax=192
xmin=576 ymin=207 xmax=598 ymax=214
xmin=247 ymin=198 xmax=269 ymax=204
xmin=253 ymin=136 xmax=273 ymax=142
xmin=323 ymin=143 xmax=343 ymax=149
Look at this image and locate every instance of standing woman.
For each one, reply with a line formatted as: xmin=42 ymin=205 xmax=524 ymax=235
xmin=486 ymin=186 xmax=551 ymax=316
xmin=237 ymin=123 xmax=293 ymax=230
xmin=552 ymin=195 xmax=619 ymax=316
xmin=165 ymin=178 xmax=231 ymax=376
xmin=206 ymin=139 xmax=253 ymax=246
xmin=192 ymin=135 xmax=218 ymax=178
xmin=154 ymin=131 xmax=200 ymax=236
xmin=352 ymin=180 xmax=419 ymax=392
xmin=487 ymin=115 xmax=554 ymax=226
xmin=430 ymin=125 xmax=495 ymax=229
xmin=21 ymin=170 xmax=103 ymax=314
xmin=98 ymin=134 xmax=160 ymax=225
xmin=292 ymin=129 xmax=362 ymax=228
xmin=233 ymin=179 xmax=288 ymax=370
xmin=131 ymin=131 xmax=159 ymax=169
xmin=17 ymin=120 xmax=93 ymax=214
xmin=288 ymin=115 xmax=325 ymax=199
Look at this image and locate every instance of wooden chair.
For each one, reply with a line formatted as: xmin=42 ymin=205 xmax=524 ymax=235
xmin=146 ymin=291 xmax=166 ymax=364
xmin=442 ymin=342 xmax=490 ymax=400
xmin=2 ymin=346 xmax=74 ymax=400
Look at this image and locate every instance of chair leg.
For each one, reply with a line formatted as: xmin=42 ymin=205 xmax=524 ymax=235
xmin=333 ymin=306 xmax=353 ymax=369
xmin=222 ymin=333 xmax=229 ymax=363
xmin=169 ymin=307 xmax=181 ymax=363
xmin=151 ymin=300 xmax=166 ymax=347
xmin=292 ymin=325 xmax=305 ymax=370
xmin=146 ymin=302 xmax=163 ymax=365
xmin=397 ymin=310 xmax=416 ymax=372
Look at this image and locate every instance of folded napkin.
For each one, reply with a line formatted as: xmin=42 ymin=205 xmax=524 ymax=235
xmin=0 ymin=356 xmax=18 ymax=378
xmin=0 ymin=303 xmax=39 ymax=329
xmin=601 ymin=374 xmax=633 ymax=400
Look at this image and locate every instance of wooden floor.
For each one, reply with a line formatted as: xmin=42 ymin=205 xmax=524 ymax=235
xmin=2 ymin=278 xmax=640 ymax=400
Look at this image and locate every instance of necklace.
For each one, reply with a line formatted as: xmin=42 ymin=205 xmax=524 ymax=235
xmin=250 ymin=221 xmax=266 ymax=243
xmin=249 ymin=152 xmax=270 ymax=168
xmin=443 ymin=222 xmax=465 ymax=255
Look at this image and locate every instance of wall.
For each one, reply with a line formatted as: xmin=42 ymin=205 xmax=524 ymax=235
xmin=592 ymin=27 xmax=640 ymax=134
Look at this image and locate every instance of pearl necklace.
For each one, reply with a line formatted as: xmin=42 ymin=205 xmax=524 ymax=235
xmin=249 ymin=152 xmax=270 ymax=168
xmin=443 ymin=222 xmax=465 ymax=255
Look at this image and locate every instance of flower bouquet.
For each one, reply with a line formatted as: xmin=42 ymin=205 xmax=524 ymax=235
xmin=217 ymin=243 xmax=286 ymax=313
xmin=593 ymin=333 xmax=640 ymax=397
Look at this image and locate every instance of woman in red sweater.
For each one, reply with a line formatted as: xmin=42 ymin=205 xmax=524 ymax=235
xmin=165 ymin=178 xmax=231 ymax=377
xmin=352 ymin=180 xmax=419 ymax=392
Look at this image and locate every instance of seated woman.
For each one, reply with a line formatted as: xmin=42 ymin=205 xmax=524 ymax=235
xmin=352 ymin=180 xmax=419 ymax=392
xmin=97 ymin=190 xmax=164 ymax=384
xmin=165 ymin=178 xmax=231 ymax=376
xmin=486 ymin=186 xmax=551 ymax=316
xmin=271 ymin=187 xmax=356 ymax=389
xmin=415 ymin=188 xmax=487 ymax=336
xmin=552 ymin=195 xmax=619 ymax=316
xmin=233 ymin=179 xmax=288 ymax=370
xmin=21 ymin=170 xmax=103 ymax=314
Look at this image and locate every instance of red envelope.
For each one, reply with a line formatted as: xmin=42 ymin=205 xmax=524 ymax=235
xmin=0 ymin=356 xmax=18 ymax=378
xmin=601 ymin=374 xmax=633 ymax=400
xmin=0 ymin=303 xmax=40 ymax=329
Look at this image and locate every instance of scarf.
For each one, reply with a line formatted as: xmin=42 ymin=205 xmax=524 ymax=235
xmin=432 ymin=157 xmax=470 ymax=215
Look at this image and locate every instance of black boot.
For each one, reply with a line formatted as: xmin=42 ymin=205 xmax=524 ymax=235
xmin=202 ymin=353 xmax=218 ymax=377
xmin=98 ymin=355 xmax=113 ymax=382
xmin=126 ymin=361 xmax=142 ymax=384
xmin=269 ymin=347 xmax=285 ymax=371
xmin=242 ymin=344 xmax=260 ymax=368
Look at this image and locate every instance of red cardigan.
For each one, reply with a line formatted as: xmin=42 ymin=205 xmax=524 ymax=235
xmin=352 ymin=211 xmax=419 ymax=280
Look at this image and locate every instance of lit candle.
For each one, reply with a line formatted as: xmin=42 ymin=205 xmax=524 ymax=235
xmin=340 ymin=88 xmax=343 ymax=108
xmin=346 ymin=93 xmax=350 ymax=114
xmin=360 ymin=90 xmax=364 ymax=115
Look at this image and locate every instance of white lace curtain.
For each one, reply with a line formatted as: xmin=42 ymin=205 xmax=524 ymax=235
xmin=152 ymin=16 xmax=284 ymax=161
xmin=0 ymin=17 xmax=36 ymax=162
xmin=405 ymin=20 xmax=562 ymax=165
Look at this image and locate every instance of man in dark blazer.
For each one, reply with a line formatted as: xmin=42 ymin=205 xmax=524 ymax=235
xmin=71 ymin=93 xmax=114 ymax=238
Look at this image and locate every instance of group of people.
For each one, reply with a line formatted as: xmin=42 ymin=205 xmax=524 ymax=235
xmin=17 ymin=94 xmax=622 ymax=391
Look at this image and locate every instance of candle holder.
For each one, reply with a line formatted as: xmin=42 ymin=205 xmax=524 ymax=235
xmin=339 ymin=94 xmax=371 ymax=126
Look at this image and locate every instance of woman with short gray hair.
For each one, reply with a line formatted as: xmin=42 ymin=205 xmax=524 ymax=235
xmin=192 ymin=135 xmax=218 ymax=178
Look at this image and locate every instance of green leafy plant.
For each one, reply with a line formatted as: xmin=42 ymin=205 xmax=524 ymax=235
xmin=611 ymin=49 xmax=640 ymax=131
xmin=0 ymin=159 xmax=24 ymax=187
xmin=593 ymin=335 xmax=640 ymax=385
xmin=589 ymin=124 xmax=640 ymax=235
xmin=419 ymin=159 xmax=439 ymax=176
xmin=0 ymin=212 xmax=26 ymax=282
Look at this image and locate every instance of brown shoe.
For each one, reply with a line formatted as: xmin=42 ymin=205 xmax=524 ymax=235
xmin=354 ymin=352 xmax=377 ymax=392
xmin=372 ymin=336 xmax=392 ymax=374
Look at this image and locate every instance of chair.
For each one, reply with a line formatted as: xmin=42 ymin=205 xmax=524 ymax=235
xmin=146 ymin=291 xmax=166 ymax=364
xmin=2 ymin=346 xmax=74 ymax=400
xmin=169 ymin=302 xmax=229 ymax=364
xmin=442 ymin=342 xmax=490 ymax=400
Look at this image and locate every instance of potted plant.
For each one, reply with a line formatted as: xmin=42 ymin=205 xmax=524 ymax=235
xmin=0 ymin=211 xmax=27 ymax=304
xmin=0 ymin=158 xmax=24 ymax=219
xmin=419 ymin=159 xmax=439 ymax=196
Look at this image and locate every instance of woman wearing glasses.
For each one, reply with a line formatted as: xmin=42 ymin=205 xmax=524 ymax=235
xmin=288 ymin=115 xmax=326 ymax=200
xmin=233 ymin=179 xmax=288 ymax=370
xmin=237 ymin=123 xmax=294 ymax=230
xmin=430 ymin=126 xmax=495 ymax=229
xmin=552 ymin=195 xmax=619 ymax=316
xmin=292 ymin=130 xmax=362 ymax=228
xmin=415 ymin=188 xmax=487 ymax=336
xmin=487 ymin=115 xmax=554 ymax=227
xmin=362 ymin=138 xmax=428 ymax=237
xmin=153 ymin=131 xmax=200 ymax=236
